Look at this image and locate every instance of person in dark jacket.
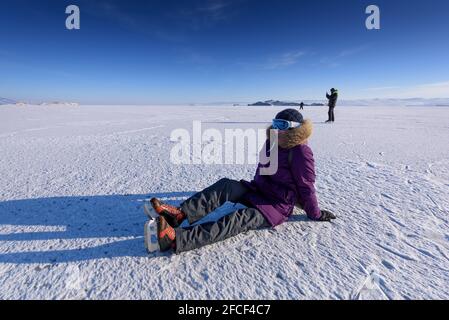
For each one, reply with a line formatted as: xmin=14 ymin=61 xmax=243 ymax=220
xmin=144 ymin=109 xmax=336 ymax=254
xmin=326 ymin=88 xmax=338 ymax=123
xmin=299 ymin=102 xmax=304 ymax=110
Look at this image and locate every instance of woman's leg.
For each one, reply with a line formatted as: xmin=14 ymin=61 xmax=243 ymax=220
xmin=175 ymin=207 xmax=270 ymax=253
xmin=180 ymin=178 xmax=249 ymax=224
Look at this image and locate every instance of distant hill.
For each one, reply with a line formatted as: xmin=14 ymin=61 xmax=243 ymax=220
xmin=338 ymin=98 xmax=449 ymax=107
xmin=248 ymin=101 xmax=272 ymax=106
xmin=308 ymin=103 xmax=326 ymax=106
xmin=0 ymin=97 xmax=17 ymax=105
xmin=247 ymin=98 xmax=449 ymax=107
xmin=248 ymin=100 xmax=303 ymax=107
xmin=0 ymin=99 xmax=80 ymax=107
xmin=40 ymin=102 xmax=79 ymax=107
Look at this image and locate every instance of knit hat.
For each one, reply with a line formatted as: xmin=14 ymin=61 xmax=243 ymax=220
xmin=275 ymin=108 xmax=304 ymax=123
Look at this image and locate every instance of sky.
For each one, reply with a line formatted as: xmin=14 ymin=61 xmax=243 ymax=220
xmin=1 ymin=0 xmax=449 ymax=104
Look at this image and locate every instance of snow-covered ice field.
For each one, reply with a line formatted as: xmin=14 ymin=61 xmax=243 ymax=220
xmin=0 ymin=104 xmax=448 ymax=299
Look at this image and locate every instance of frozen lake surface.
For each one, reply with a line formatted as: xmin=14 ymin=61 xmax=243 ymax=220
xmin=0 ymin=104 xmax=448 ymax=299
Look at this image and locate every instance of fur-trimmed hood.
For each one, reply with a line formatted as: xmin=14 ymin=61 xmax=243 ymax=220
xmin=266 ymin=119 xmax=313 ymax=149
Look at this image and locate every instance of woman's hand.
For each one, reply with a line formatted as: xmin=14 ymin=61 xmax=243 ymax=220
xmin=319 ymin=210 xmax=336 ymax=222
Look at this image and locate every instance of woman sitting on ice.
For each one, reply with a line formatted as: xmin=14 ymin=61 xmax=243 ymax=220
xmin=144 ymin=109 xmax=336 ymax=254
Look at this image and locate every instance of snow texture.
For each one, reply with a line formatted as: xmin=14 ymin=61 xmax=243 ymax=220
xmin=0 ymin=104 xmax=448 ymax=299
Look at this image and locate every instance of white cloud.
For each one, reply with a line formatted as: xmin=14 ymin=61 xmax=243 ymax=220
xmin=365 ymin=86 xmax=402 ymax=91
xmin=338 ymin=45 xmax=370 ymax=58
xmin=320 ymin=45 xmax=370 ymax=68
xmin=198 ymin=1 xmax=233 ymax=20
xmin=178 ymin=0 xmax=239 ymax=27
xmin=363 ymin=81 xmax=449 ymax=98
xmin=265 ymin=51 xmax=306 ymax=69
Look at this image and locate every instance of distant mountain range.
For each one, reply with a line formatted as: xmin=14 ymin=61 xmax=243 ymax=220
xmin=0 ymin=97 xmax=17 ymax=105
xmin=0 ymin=98 xmax=79 ymax=107
xmin=337 ymin=98 xmax=449 ymax=107
xmin=248 ymin=100 xmax=325 ymax=107
xmin=245 ymin=98 xmax=449 ymax=107
xmin=2 ymin=97 xmax=449 ymax=107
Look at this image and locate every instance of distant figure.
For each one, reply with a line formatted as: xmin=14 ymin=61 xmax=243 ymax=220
xmin=326 ymin=88 xmax=338 ymax=123
xmin=299 ymin=102 xmax=304 ymax=110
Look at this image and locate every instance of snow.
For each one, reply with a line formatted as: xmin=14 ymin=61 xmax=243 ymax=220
xmin=0 ymin=104 xmax=448 ymax=299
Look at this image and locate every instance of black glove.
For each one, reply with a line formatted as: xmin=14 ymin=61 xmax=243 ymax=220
xmin=319 ymin=210 xmax=336 ymax=222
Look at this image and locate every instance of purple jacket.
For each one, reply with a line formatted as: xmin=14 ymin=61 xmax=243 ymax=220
xmin=241 ymin=120 xmax=321 ymax=226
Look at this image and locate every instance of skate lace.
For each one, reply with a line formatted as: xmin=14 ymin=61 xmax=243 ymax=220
xmin=161 ymin=204 xmax=185 ymax=221
xmin=160 ymin=226 xmax=176 ymax=241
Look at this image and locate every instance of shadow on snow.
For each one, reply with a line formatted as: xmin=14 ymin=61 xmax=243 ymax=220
xmin=0 ymin=192 xmax=309 ymax=264
xmin=0 ymin=192 xmax=194 ymax=264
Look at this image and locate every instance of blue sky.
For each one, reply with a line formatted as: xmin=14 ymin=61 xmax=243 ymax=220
xmin=1 ymin=0 xmax=449 ymax=104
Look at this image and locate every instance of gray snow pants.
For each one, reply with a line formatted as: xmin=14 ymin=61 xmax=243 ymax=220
xmin=175 ymin=178 xmax=270 ymax=253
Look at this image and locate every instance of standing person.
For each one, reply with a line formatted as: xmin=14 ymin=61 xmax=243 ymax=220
xmin=144 ymin=109 xmax=336 ymax=254
xmin=299 ymin=102 xmax=304 ymax=110
xmin=325 ymin=88 xmax=338 ymax=123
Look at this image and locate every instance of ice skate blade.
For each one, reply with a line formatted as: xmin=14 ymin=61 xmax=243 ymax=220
xmin=144 ymin=220 xmax=160 ymax=253
xmin=143 ymin=202 xmax=159 ymax=219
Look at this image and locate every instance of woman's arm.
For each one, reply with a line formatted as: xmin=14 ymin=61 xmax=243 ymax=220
xmin=290 ymin=145 xmax=322 ymax=220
